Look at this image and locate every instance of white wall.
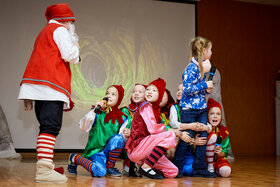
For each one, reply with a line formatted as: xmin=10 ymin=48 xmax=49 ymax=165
xmin=0 ymin=0 xmax=195 ymax=149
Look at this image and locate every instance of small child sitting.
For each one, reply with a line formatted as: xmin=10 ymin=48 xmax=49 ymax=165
xmin=205 ymin=98 xmax=232 ymax=177
xmin=67 ymin=85 xmax=128 ymax=177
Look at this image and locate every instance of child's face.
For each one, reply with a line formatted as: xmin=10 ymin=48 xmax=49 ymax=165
xmin=208 ymin=107 xmax=222 ymax=127
xmin=176 ymin=84 xmax=183 ymax=101
xmin=132 ymin=85 xmax=145 ymax=104
xmin=159 ymin=91 xmax=168 ymax=108
xmin=105 ymin=87 xmax=118 ymax=107
xmin=145 ymin=85 xmax=159 ymax=103
xmin=203 ymin=45 xmax=212 ymax=60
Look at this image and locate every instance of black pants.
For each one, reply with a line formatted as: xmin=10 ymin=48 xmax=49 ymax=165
xmin=35 ymin=100 xmax=64 ymax=136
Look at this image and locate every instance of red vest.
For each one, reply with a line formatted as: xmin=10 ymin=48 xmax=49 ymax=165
xmin=21 ymin=23 xmax=71 ymax=98
xmin=125 ymin=102 xmax=150 ymax=153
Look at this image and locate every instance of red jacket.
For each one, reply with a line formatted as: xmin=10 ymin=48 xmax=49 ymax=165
xmin=21 ymin=23 xmax=71 ymax=99
xmin=125 ymin=102 xmax=150 ymax=153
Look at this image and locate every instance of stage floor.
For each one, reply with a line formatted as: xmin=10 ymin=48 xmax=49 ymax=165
xmin=0 ymin=154 xmax=279 ymax=186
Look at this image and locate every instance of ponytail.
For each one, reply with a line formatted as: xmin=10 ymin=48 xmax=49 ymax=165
xmin=189 ymin=36 xmax=211 ymax=80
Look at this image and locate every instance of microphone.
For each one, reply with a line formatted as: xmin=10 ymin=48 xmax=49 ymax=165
xmin=214 ymin=136 xmax=222 ymax=162
xmin=94 ymin=97 xmax=108 ymax=113
xmin=208 ymin=66 xmax=216 ymax=81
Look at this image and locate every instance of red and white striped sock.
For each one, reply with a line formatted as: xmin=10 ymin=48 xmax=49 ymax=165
xmin=206 ymin=133 xmax=217 ymax=173
xmin=36 ymin=133 xmax=56 ymax=163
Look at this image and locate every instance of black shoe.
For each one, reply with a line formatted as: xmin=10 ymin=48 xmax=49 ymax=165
xmin=128 ymin=161 xmax=141 ymax=177
xmin=139 ymin=167 xmax=164 ymax=179
xmin=193 ymin=169 xmax=216 ymax=178
xmin=175 ymin=170 xmax=183 ymax=178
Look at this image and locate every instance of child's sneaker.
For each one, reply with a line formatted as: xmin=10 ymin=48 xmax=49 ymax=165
xmin=107 ymin=167 xmax=122 ymax=177
xmin=67 ymin=153 xmax=77 ymax=174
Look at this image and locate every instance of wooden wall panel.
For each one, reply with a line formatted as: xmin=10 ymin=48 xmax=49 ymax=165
xmin=197 ymin=0 xmax=280 ymax=156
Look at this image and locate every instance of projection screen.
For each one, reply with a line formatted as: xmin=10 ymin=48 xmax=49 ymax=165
xmin=0 ymin=0 xmax=195 ymax=149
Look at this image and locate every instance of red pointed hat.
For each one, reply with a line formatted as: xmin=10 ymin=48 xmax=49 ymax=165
xmin=111 ymin=85 xmax=125 ymax=109
xmin=160 ymin=88 xmax=175 ymax=119
xmin=148 ymin=78 xmax=166 ymax=123
xmin=135 ymin=83 xmax=147 ymax=89
xmin=148 ymin=78 xmax=166 ymax=107
xmin=45 ymin=4 xmax=75 ymax=22
xmin=207 ymin=98 xmax=229 ymax=139
xmin=207 ymin=98 xmax=222 ymax=115
xmin=104 ymin=85 xmax=126 ymax=124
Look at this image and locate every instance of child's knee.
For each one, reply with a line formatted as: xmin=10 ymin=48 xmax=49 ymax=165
xmin=91 ymin=163 xmax=107 ymax=177
xmin=219 ymin=166 xmax=231 ymax=177
xmin=162 ymin=130 xmax=176 ymax=142
xmin=168 ymin=167 xmax=179 ymax=178
xmin=110 ymin=135 xmax=125 ymax=147
xmin=208 ymin=133 xmax=217 ymax=143
xmin=161 ymin=165 xmax=179 ymax=178
xmin=112 ymin=134 xmax=123 ymax=141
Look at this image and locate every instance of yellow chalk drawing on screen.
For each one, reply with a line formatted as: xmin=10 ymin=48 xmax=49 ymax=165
xmin=71 ymin=29 xmax=169 ymax=108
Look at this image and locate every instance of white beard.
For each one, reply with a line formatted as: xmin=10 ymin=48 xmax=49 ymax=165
xmin=69 ymin=23 xmax=78 ymax=43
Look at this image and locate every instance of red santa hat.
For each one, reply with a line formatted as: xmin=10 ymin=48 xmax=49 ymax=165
xmin=45 ymin=4 xmax=75 ymax=22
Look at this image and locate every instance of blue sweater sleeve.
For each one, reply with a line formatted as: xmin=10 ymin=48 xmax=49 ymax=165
xmin=182 ymin=65 xmax=208 ymax=95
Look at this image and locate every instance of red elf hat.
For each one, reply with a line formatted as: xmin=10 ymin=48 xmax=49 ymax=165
xmin=104 ymin=85 xmax=126 ymax=124
xmin=45 ymin=4 xmax=75 ymax=22
xmin=207 ymin=98 xmax=222 ymax=117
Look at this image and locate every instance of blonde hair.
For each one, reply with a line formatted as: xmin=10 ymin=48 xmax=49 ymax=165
xmin=188 ymin=36 xmax=212 ymax=79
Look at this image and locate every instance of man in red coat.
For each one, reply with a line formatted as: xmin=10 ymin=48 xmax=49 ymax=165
xmin=18 ymin=4 xmax=80 ymax=183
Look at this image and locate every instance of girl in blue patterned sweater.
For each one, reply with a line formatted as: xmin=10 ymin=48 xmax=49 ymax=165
xmin=173 ymin=36 xmax=215 ymax=178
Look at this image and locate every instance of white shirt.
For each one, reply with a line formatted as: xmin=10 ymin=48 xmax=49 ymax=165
xmin=169 ymin=105 xmax=181 ymax=129
xmin=18 ymin=20 xmax=80 ymax=109
xmin=169 ymin=104 xmax=212 ymax=132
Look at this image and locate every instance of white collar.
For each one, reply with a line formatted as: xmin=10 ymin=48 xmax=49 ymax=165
xmin=49 ymin=19 xmax=63 ymax=25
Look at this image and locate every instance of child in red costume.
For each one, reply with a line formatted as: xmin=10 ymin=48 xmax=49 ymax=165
xmin=121 ymin=84 xmax=146 ymax=177
xmin=18 ymin=4 xmax=80 ymax=183
xmin=205 ymin=98 xmax=232 ymax=177
xmin=125 ymin=78 xmax=179 ymax=179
